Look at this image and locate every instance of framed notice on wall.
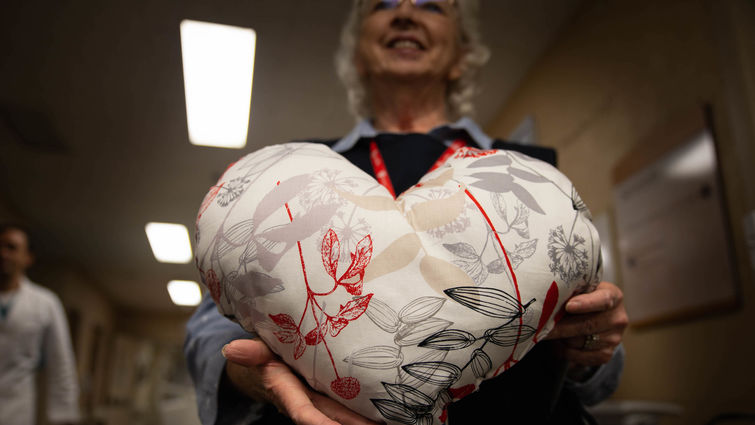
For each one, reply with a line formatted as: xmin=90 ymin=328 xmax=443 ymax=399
xmin=612 ymin=107 xmax=738 ymax=326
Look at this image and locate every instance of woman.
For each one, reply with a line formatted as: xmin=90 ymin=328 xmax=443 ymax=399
xmin=185 ymin=1 xmax=628 ymax=424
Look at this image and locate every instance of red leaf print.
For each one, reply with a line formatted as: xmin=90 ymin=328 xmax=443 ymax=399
xmin=273 ymin=330 xmax=299 ymax=344
xmin=534 ymin=281 xmax=559 ymax=343
xmin=448 ymin=384 xmax=476 ymax=400
xmin=329 ymin=317 xmax=349 ymax=337
xmin=206 ymin=269 xmax=221 ymax=303
xmin=340 ymin=235 xmax=373 ymax=281
xmin=294 ymin=336 xmax=306 ymax=359
xmin=269 ymin=313 xmax=298 ymax=331
xmin=331 ymin=377 xmax=360 ymax=400
xmin=453 ymin=147 xmax=497 ymax=159
xmin=304 ymin=322 xmax=327 ymax=345
xmin=339 ymin=277 xmax=364 ymax=296
xmin=321 ymin=229 xmax=340 ymax=279
xmin=336 ymin=293 xmax=373 ymax=321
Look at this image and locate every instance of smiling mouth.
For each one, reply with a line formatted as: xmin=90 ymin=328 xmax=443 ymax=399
xmin=387 ymin=39 xmax=425 ymax=50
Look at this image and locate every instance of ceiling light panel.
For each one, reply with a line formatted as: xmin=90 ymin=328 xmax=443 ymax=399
xmin=180 ymin=19 xmax=256 ymax=149
xmin=167 ymin=280 xmax=202 ymax=306
xmin=145 ymin=222 xmax=193 ymax=263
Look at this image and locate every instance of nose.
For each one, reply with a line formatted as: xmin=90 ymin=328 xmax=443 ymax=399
xmin=391 ymin=1 xmax=418 ymax=29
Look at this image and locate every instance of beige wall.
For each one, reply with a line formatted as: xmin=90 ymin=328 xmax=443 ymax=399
xmin=485 ymin=0 xmax=755 ymax=423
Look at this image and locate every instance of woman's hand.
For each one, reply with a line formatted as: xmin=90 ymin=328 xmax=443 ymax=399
xmin=222 ymin=339 xmax=381 ymax=425
xmin=546 ymin=281 xmax=629 ymax=367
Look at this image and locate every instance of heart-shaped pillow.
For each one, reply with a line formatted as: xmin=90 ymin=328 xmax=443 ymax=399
xmin=195 ymin=143 xmax=601 ymax=425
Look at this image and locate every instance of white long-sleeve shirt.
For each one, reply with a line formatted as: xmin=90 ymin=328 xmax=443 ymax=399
xmin=0 ymin=277 xmax=80 ymax=425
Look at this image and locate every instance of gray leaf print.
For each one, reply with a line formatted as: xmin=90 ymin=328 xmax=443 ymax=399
xmin=394 ymin=318 xmax=452 ymax=346
xmin=454 ymin=258 xmax=488 ymax=285
xmin=486 ymin=258 xmax=506 ymax=274
xmin=509 ymin=182 xmax=545 ymax=215
xmin=443 ymin=242 xmax=479 ymax=260
xmin=398 ymin=297 xmax=446 ymax=324
xmin=365 ymin=297 xmax=400 ymax=333
xmin=509 ymin=167 xmax=550 ymax=183
xmin=343 ymin=345 xmax=403 ymax=370
xmin=468 ymin=155 xmax=512 ymax=168
xmin=510 ymin=239 xmax=538 ymax=269
xmin=491 ymin=192 xmax=508 ymax=222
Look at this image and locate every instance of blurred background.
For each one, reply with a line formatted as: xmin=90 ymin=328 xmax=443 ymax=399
xmin=1 ymin=0 xmax=753 ymax=424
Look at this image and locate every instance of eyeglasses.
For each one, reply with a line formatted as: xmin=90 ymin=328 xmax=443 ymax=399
xmin=368 ymin=0 xmax=455 ymax=15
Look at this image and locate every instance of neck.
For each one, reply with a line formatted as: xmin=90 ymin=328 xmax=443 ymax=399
xmin=0 ymin=274 xmax=22 ymax=293
xmin=368 ymin=78 xmax=450 ymax=133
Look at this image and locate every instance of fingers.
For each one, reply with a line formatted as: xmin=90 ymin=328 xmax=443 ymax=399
xmin=310 ymin=390 xmax=382 ymax=425
xmin=222 ymin=338 xmax=376 ymax=425
xmin=545 ymin=311 xmax=605 ymax=340
xmin=245 ymin=358 xmax=339 ymax=425
xmin=565 ymin=281 xmax=623 ymax=314
xmin=561 ymin=345 xmax=617 ymax=366
xmin=222 ymin=339 xmax=276 ymax=367
xmin=561 ymin=330 xmax=623 ymax=351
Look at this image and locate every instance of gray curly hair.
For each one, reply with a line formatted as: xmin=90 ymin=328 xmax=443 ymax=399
xmin=334 ymin=0 xmax=490 ymax=120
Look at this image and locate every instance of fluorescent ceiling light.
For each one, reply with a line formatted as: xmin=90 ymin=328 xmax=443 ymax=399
xmin=145 ymin=222 xmax=193 ymax=264
xmin=167 ymin=280 xmax=202 ymax=306
xmin=180 ymin=19 xmax=256 ymax=149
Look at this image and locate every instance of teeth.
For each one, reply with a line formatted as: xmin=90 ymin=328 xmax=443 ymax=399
xmin=392 ymin=40 xmax=421 ymax=49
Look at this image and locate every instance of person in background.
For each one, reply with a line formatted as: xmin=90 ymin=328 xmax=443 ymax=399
xmin=0 ymin=223 xmax=80 ymax=425
xmin=185 ymin=1 xmax=628 ymax=424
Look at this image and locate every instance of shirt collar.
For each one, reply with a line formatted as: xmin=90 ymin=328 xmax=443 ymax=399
xmin=330 ymin=117 xmax=493 ymax=153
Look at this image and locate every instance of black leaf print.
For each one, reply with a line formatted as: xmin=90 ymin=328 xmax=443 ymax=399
xmin=343 ymin=346 xmax=403 ymax=370
xmin=470 ymin=349 xmax=492 ymax=378
xmin=382 ymin=383 xmax=435 ymax=414
xmin=417 ymin=414 xmax=433 ymax=425
xmin=442 ymin=242 xmax=479 ymax=260
xmin=444 ymin=286 xmax=526 ymax=319
xmin=508 ymin=182 xmax=545 ymax=215
xmin=397 ymin=350 xmax=447 ymax=387
xmin=419 ymin=329 xmax=477 ymax=351
xmin=398 ymin=297 xmax=446 ymax=324
xmin=509 ymin=167 xmax=550 ymax=183
xmin=468 ymin=155 xmax=512 ymax=168
xmin=371 ymin=399 xmax=416 ymax=425
xmin=402 ymin=361 xmax=462 ymax=387
xmin=394 ymin=318 xmax=452 ymax=346
xmin=571 ymin=186 xmax=592 ymax=219
xmin=484 ymin=324 xmax=537 ymax=347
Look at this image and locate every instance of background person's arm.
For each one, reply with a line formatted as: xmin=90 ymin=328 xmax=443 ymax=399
xmin=43 ymin=291 xmax=81 ymax=424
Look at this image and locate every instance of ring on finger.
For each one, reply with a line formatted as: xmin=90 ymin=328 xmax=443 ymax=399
xmin=582 ymin=333 xmax=600 ymax=350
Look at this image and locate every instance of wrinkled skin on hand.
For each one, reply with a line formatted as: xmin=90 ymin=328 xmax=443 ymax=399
xmin=223 ymin=339 xmax=381 ymax=425
xmin=546 ymin=281 xmax=629 ymax=367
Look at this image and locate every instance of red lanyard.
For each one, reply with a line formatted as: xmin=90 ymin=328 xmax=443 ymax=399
xmin=369 ymin=139 xmax=466 ymax=198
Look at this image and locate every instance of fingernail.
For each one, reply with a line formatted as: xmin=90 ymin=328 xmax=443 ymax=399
xmin=221 ymin=344 xmax=229 ymax=358
xmin=568 ymin=300 xmax=581 ymax=309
